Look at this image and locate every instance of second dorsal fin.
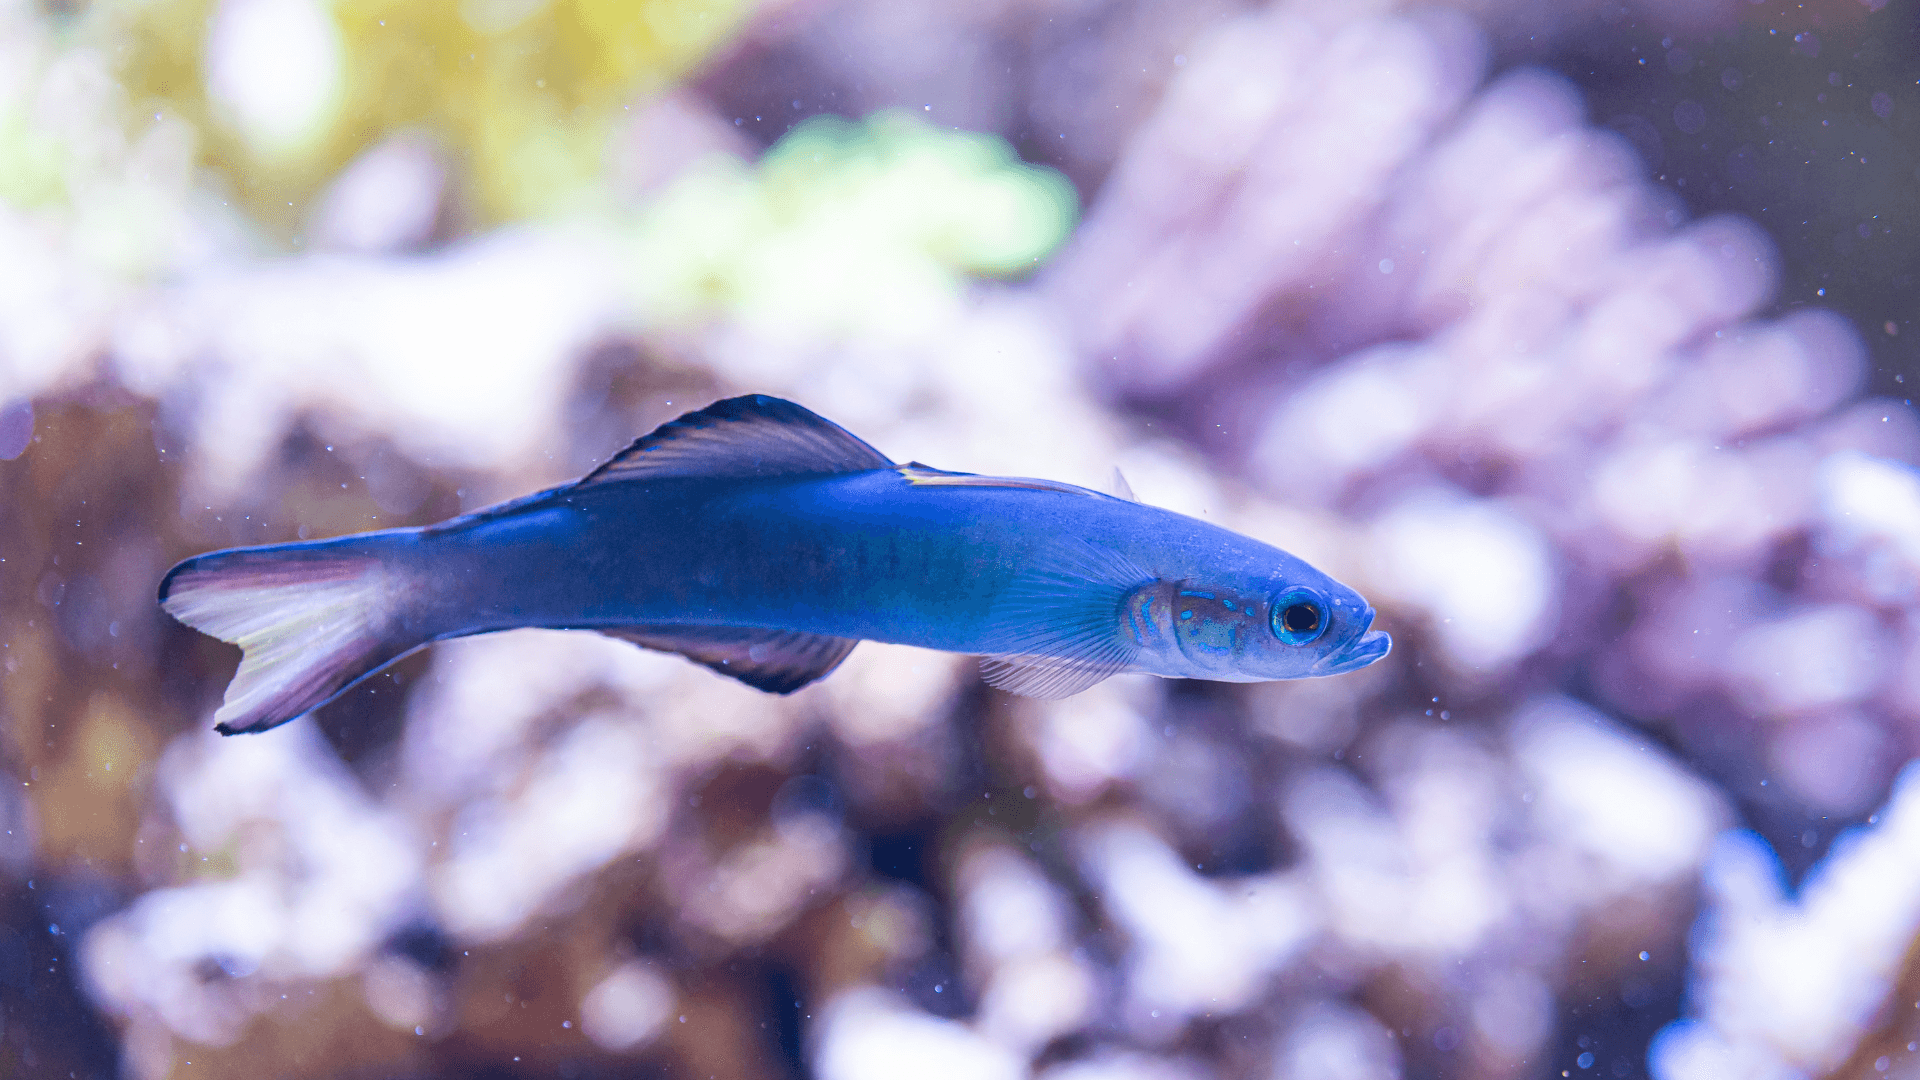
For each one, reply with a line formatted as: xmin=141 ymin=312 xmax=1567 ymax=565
xmin=577 ymin=395 xmax=894 ymax=488
xmin=897 ymin=463 xmax=1104 ymax=498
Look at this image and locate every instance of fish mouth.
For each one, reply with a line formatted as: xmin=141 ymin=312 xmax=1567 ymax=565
xmin=1313 ymin=629 xmax=1392 ymax=675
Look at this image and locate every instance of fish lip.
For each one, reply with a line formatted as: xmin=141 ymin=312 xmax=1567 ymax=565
xmin=1313 ymin=629 xmax=1392 ymax=675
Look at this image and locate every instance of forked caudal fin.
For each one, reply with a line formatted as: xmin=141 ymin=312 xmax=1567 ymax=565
xmin=158 ymin=537 xmax=421 ymax=735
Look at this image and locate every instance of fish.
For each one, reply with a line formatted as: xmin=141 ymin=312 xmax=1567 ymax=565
xmin=158 ymin=395 xmax=1390 ymax=734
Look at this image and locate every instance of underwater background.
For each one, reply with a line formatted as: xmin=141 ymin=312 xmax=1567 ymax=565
xmin=3 ymin=0 xmax=1920 ymax=1076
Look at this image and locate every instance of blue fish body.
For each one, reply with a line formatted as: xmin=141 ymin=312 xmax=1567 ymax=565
xmin=160 ymin=396 xmax=1389 ymax=733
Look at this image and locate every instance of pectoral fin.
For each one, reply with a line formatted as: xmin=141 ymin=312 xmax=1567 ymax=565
xmin=976 ymin=539 xmax=1152 ymax=699
xmin=980 ymin=655 xmax=1127 ymax=699
xmin=599 ymin=625 xmax=858 ymax=693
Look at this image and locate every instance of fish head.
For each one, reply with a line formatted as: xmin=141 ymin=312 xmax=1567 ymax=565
xmin=1123 ymin=570 xmax=1390 ymax=682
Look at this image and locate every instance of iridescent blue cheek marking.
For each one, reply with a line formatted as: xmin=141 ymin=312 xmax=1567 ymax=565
xmin=1188 ymin=620 xmax=1231 ymax=656
xmin=1180 ymin=610 xmax=1193 ymax=620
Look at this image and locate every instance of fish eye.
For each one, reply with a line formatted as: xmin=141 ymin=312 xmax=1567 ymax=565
xmin=1270 ymin=587 xmax=1328 ymax=645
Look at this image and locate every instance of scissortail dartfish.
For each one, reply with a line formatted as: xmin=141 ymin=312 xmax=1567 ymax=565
xmin=159 ymin=395 xmax=1391 ymax=734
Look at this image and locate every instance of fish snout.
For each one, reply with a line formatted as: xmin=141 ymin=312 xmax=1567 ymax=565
xmin=1312 ymin=605 xmax=1391 ymax=675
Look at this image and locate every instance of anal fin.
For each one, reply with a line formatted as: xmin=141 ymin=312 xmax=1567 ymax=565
xmin=598 ymin=625 xmax=857 ymax=694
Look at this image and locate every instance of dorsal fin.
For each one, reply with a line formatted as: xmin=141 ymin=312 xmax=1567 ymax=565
xmin=577 ymin=395 xmax=893 ymax=488
xmin=1109 ymin=468 xmax=1137 ymax=502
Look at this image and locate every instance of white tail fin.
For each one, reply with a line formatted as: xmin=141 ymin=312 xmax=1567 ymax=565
xmin=159 ymin=538 xmax=420 ymax=734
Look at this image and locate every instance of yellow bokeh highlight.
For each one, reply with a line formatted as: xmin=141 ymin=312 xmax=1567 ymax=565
xmin=102 ymin=0 xmax=749 ymax=232
xmin=32 ymin=691 xmax=159 ymax=871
